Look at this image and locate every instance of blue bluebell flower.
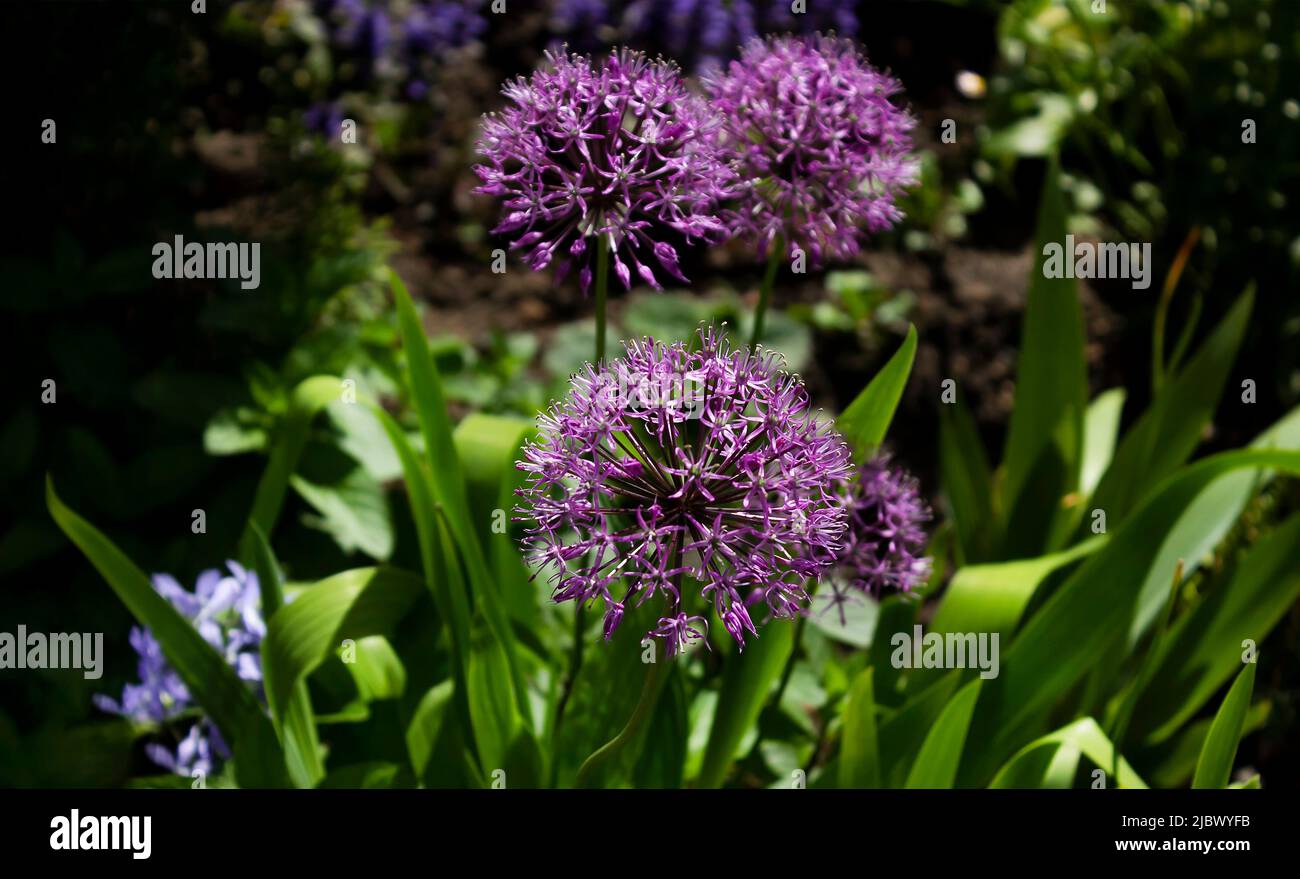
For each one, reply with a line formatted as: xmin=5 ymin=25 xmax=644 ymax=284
xmin=95 ymin=562 xmax=265 ymax=776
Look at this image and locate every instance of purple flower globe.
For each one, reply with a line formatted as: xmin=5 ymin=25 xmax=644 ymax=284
xmin=516 ymin=327 xmax=852 ymax=655
xmin=823 ymin=455 xmax=931 ymax=622
xmin=705 ymin=34 xmax=917 ymax=265
xmin=474 ymin=48 xmax=734 ymax=295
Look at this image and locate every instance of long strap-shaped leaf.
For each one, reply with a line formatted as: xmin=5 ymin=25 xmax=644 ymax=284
xmin=249 ymin=523 xmax=324 ymax=788
xmin=839 ymin=668 xmax=882 ymax=788
xmin=958 ymin=449 xmax=1300 ymax=785
xmin=988 ymin=717 xmax=1147 ymax=789
xmin=47 ymin=477 xmax=290 ymax=788
xmin=904 ymin=679 xmax=982 ymax=788
xmin=390 ymin=272 xmax=529 ymax=721
xmin=695 ymin=620 xmax=794 ymax=788
xmin=836 ymin=324 xmax=916 ymax=462
xmin=1001 ymin=159 xmax=1087 ymax=558
xmin=1084 ymin=287 xmax=1254 ymax=535
xmin=1191 ymin=662 xmax=1257 ymax=789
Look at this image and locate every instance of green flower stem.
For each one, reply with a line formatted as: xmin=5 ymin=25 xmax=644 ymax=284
xmin=749 ymin=244 xmax=784 ymax=351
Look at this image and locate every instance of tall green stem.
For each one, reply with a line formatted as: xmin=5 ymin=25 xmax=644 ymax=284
xmin=749 ymin=244 xmax=783 ymax=351
xmin=594 ymin=240 xmax=611 ymax=364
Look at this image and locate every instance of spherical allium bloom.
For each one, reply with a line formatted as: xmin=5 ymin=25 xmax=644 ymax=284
xmin=705 ymin=34 xmax=917 ymax=265
xmin=822 ymin=455 xmax=931 ymax=623
xmin=516 ymin=327 xmax=852 ymax=654
xmin=95 ymin=562 xmax=266 ymax=776
xmin=473 ymin=48 xmax=734 ymax=295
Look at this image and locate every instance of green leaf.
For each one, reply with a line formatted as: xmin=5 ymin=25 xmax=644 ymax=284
xmin=453 ymin=413 xmax=540 ymax=630
xmin=836 ymin=325 xmax=917 ymax=461
xmin=1134 ymin=514 xmax=1300 ymax=743
xmin=904 ymin=679 xmax=981 ymax=788
xmin=391 ymin=272 xmax=528 ymax=719
xmin=929 ymin=536 xmax=1104 ymax=643
xmin=249 ymin=524 xmax=323 ymax=788
xmin=405 ymin=681 xmax=454 ymax=781
xmin=319 ymin=762 xmax=405 ymax=789
xmin=341 ymin=635 xmax=407 ymax=702
xmin=696 ymin=621 xmax=794 ymax=788
xmin=1086 ymin=287 xmax=1254 ymax=531
xmin=1001 ymin=160 xmax=1087 ymax=558
xmin=261 ymin=565 xmax=423 ymax=775
xmin=46 ymin=477 xmax=289 ymax=788
xmin=838 ymin=669 xmax=881 ymax=788
xmin=369 ymin=406 xmax=470 ymax=700
xmin=989 ymin=718 xmax=1147 ymax=789
xmin=1192 ymin=662 xmax=1257 ymax=789
xmin=466 ymin=626 xmax=522 ymax=775
xmin=958 ymin=449 xmax=1300 ymax=785
xmin=633 ymin=669 xmax=688 ymax=789
xmin=1080 ymin=389 xmax=1126 ymax=499
xmin=878 ymin=671 xmax=960 ymax=787
xmin=291 ymin=466 xmax=393 ymax=560
xmin=939 ymin=397 xmax=997 ymax=564
xmin=239 ymin=375 xmax=347 ymax=559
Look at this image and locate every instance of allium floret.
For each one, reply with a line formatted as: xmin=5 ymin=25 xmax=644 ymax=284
xmin=517 ymin=327 xmax=852 ymax=652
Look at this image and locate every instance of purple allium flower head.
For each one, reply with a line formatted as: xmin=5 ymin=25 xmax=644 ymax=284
xmin=823 ymin=454 xmax=931 ymax=623
xmin=516 ymin=326 xmax=852 ymax=652
xmin=473 ymin=48 xmax=734 ymax=295
xmin=706 ymin=34 xmax=917 ymax=265
xmin=95 ymin=561 xmax=265 ymax=776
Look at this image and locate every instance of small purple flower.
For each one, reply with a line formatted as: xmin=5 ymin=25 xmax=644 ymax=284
xmin=315 ymin=1 xmax=486 ymax=94
xmin=517 ymin=326 xmax=852 ymax=651
xmin=144 ymin=721 xmax=230 ymax=779
xmin=824 ymin=455 xmax=931 ymax=622
xmin=95 ymin=562 xmax=265 ymax=776
xmin=474 ymin=48 xmax=734 ymax=294
xmin=305 ymin=101 xmax=347 ymax=139
xmin=551 ymin=0 xmax=860 ymax=73
xmin=706 ymin=34 xmax=917 ymax=265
